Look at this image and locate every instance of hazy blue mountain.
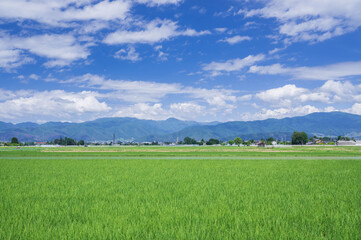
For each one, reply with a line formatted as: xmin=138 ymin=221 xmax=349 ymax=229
xmin=1 ymin=112 xmax=361 ymax=142
xmin=0 ymin=117 xmax=200 ymax=142
xmin=161 ymin=112 xmax=361 ymax=141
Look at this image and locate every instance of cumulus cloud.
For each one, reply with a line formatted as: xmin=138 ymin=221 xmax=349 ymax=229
xmin=238 ymin=80 xmax=361 ymax=120
xmin=249 ymin=61 xmax=361 ymax=80
xmin=240 ymin=105 xmax=323 ymax=121
xmin=240 ymin=0 xmax=361 ymax=42
xmin=113 ymin=101 xmax=206 ymax=121
xmin=0 ymin=89 xmax=34 ymax=101
xmin=113 ymin=103 xmax=169 ymax=120
xmin=170 ymin=102 xmax=205 ymax=115
xmin=113 ymin=101 xmax=206 ymax=120
xmin=0 ymin=90 xmax=110 ymax=122
xmin=104 ymin=19 xmax=210 ymax=45
xmin=218 ymin=35 xmax=251 ymax=44
xmin=254 ymin=81 xmax=361 ymax=107
xmin=346 ymin=103 xmax=361 ymax=115
xmin=203 ymin=54 xmax=265 ymax=76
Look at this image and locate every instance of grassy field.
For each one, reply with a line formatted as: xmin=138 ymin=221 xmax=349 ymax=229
xmin=1 ymin=146 xmax=360 ymax=239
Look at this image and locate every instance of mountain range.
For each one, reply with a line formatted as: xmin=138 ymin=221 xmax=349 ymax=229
xmin=1 ymin=112 xmax=361 ymax=142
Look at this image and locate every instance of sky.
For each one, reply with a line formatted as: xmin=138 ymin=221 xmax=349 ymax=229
xmin=1 ymin=0 xmax=361 ymax=123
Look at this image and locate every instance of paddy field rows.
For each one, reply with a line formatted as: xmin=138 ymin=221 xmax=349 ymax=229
xmin=0 ymin=146 xmax=360 ymax=239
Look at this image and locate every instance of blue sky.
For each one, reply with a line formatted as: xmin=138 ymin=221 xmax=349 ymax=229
xmin=1 ymin=0 xmax=361 ymax=123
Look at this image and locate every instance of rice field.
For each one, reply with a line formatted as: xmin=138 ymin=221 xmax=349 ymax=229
xmin=1 ymin=146 xmax=360 ymax=239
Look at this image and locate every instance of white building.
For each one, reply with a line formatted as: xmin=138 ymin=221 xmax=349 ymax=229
xmin=336 ymin=140 xmax=356 ymax=146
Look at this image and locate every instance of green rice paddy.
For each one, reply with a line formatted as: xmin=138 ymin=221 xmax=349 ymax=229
xmin=1 ymin=146 xmax=360 ymax=239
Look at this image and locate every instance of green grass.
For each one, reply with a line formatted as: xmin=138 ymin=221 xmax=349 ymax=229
xmin=0 ymin=147 xmax=360 ymax=239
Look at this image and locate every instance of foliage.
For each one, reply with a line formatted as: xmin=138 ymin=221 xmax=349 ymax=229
xmin=228 ymin=140 xmax=234 ymax=145
xmin=337 ymin=136 xmax=351 ymax=141
xmin=266 ymin=137 xmax=275 ymax=144
xmin=234 ymin=137 xmax=242 ymax=146
xmin=291 ymin=132 xmax=308 ymax=145
xmin=183 ymin=137 xmax=198 ymax=145
xmin=53 ymin=137 xmax=78 ymax=146
xmin=11 ymin=137 xmax=19 ymax=144
xmin=206 ymin=138 xmax=220 ymax=145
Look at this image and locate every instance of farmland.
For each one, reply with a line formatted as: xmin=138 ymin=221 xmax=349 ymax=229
xmin=1 ymin=146 xmax=360 ymax=239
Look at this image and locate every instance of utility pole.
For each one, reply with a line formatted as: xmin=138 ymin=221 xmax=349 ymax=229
xmin=113 ymin=133 xmax=116 ymax=145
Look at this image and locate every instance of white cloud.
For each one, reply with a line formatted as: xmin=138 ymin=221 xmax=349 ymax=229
xmin=113 ymin=103 xmax=168 ymax=120
xmin=15 ymin=34 xmax=89 ymax=67
xmin=64 ymin=74 xmax=182 ymax=102
xmin=254 ymin=81 xmax=361 ymax=108
xmin=249 ymin=61 xmax=361 ymax=80
xmin=0 ymin=0 xmax=131 ymax=26
xmin=0 ymin=90 xmax=110 ymax=122
xmin=0 ymin=89 xmax=34 ymax=101
xmin=256 ymin=84 xmax=307 ymax=103
xmin=113 ymin=102 xmax=205 ymax=121
xmin=203 ymin=54 xmax=265 ymax=76
xmin=29 ymin=74 xmax=40 ymax=80
xmin=170 ymin=102 xmax=204 ymax=114
xmin=218 ymin=35 xmax=251 ymax=44
xmin=241 ymin=105 xmax=322 ymax=121
xmin=0 ymin=48 xmax=34 ymax=70
xmin=114 ymin=46 xmax=141 ymax=62
xmin=0 ymin=34 xmax=90 ymax=68
xmin=241 ymin=0 xmax=361 ymax=42
xmin=346 ymin=103 xmax=361 ymax=115
xmin=238 ymin=80 xmax=361 ymax=120
xmin=103 ymin=19 xmax=210 ymax=45
xmin=238 ymin=94 xmax=252 ymax=101
xmin=320 ymin=80 xmax=356 ymax=100
xmin=135 ymin=0 xmax=182 ymax=6
xmin=58 ymin=73 xmax=239 ymax=114
xmin=214 ymin=28 xmax=227 ymax=33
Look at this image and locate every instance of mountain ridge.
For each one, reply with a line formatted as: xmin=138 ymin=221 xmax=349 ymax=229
xmin=1 ymin=112 xmax=361 ymax=142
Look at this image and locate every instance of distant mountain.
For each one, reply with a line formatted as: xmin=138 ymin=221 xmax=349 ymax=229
xmin=160 ymin=112 xmax=361 ymax=141
xmin=0 ymin=117 xmax=200 ymax=142
xmin=1 ymin=112 xmax=361 ymax=142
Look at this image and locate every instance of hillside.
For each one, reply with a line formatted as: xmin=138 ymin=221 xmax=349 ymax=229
xmin=1 ymin=112 xmax=361 ymax=142
xmin=160 ymin=112 xmax=361 ymax=141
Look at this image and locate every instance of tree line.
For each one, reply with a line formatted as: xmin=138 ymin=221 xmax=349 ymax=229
xmin=2 ymin=132 xmax=356 ymax=147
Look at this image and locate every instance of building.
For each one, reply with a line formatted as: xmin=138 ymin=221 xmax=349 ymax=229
xmin=336 ymin=140 xmax=356 ymax=146
xmin=257 ymin=142 xmax=266 ymax=148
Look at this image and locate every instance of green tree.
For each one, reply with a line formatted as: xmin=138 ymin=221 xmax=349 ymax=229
xmin=206 ymin=138 xmax=220 ymax=145
xmin=291 ymin=132 xmax=308 ymax=145
xmin=78 ymin=140 xmax=85 ymax=145
xmin=11 ymin=137 xmax=19 ymax=144
xmin=228 ymin=140 xmax=235 ymax=145
xmin=234 ymin=137 xmax=242 ymax=146
xmin=184 ymin=137 xmax=198 ymax=145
